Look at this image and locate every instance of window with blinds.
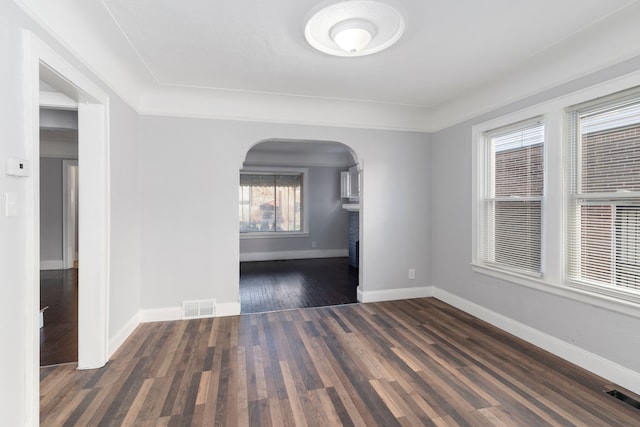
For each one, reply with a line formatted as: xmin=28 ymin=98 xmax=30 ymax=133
xmin=567 ymin=91 xmax=640 ymax=299
xmin=239 ymin=173 xmax=302 ymax=233
xmin=481 ymin=118 xmax=544 ymax=275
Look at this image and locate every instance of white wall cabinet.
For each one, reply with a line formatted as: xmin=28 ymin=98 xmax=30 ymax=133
xmin=341 ymin=165 xmax=360 ymax=200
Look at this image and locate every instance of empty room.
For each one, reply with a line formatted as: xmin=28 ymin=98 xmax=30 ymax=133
xmin=2 ymin=0 xmax=640 ymax=425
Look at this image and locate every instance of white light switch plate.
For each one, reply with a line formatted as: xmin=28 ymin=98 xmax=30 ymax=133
xmin=5 ymin=192 xmax=17 ymax=217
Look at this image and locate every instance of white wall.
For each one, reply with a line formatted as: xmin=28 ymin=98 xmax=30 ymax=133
xmin=140 ymin=116 xmax=431 ymax=311
xmin=0 ymin=3 xmax=32 ymax=424
xmin=0 ymin=2 xmax=141 ymax=424
xmin=108 ymin=95 xmax=142 ymax=343
xmin=430 ymin=56 xmax=640 ymax=389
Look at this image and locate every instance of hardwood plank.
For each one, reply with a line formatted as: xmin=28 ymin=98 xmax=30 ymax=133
xmin=279 ymin=360 xmax=309 ymax=427
xmin=240 ymin=258 xmax=358 ymax=314
xmin=40 ymin=268 xmax=78 ymax=366
xmin=41 ymin=298 xmax=640 ymax=426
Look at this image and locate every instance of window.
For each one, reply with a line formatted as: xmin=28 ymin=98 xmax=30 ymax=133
xmin=480 ymin=118 xmax=545 ymax=275
xmin=239 ymin=172 xmax=303 ymax=234
xmin=567 ymin=91 xmax=640 ymax=299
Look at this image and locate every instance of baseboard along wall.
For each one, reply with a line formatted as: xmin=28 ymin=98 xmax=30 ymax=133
xmin=108 ymin=283 xmax=640 ymax=396
xmin=240 ymin=249 xmax=348 ymax=262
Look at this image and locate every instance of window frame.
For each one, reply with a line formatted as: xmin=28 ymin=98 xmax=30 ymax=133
xmin=471 ymin=69 xmax=640 ymax=317
xmin=477 ymin=117 xmax=546 ymax=277
xmin=239 ymin=167 xmax=309 ymax=239
xmin=565 ymin=88 xmax=640 ymax=304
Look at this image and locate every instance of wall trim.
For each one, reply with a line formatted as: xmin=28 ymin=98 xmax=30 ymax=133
xmin=432 ymin=288 xmax=640 ymax=395
xmin=240 ymin=249 xmax=348 ymax=262
xmin=138 ymin=301 xmax=242 ymax=323
xmin=108 ymin=311 xmax=140 ymax=358
xmin=357 ymin=285 xmax=434 ymax=303
xmin=139 ymin=306 xmax=182 ymax=323
xmin=40 ymin=260 xmax=64 ymax=270
xmin=216 ymin=302 xmax=241 ymax=317
xmin=109 ymin=286 xmax=639 ymax=396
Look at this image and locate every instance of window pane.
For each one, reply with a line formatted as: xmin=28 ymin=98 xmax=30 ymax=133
xmin=239 ymin=173 xmax=302 ymax=233
xmin=495 ymin=139 xmax=544 ymax=197
xmin=581 ymin=124 xmax=640 ymax=193
xmin=577 ymin=204 xmax=612 ymax=285
xmin=275 ymin=175 xmax=301 ymax=231
xmin=490 ymin=200 xmax=542 ymax=272
xmin=567 ymin=92 xmax=640 ymax=298
xmin=483 ymin=119 xmax=544 ymax=275
xmin=615 ymin=206 xmax=640 ymax=291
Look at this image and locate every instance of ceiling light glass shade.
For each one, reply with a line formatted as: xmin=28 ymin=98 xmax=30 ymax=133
xmin=330 ymin=19 xmax=376 ymax=53
xmin=304 ymin=1 xmax=405 ymax=57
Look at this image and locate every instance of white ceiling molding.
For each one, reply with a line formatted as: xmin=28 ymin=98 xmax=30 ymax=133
xmin=13 ymin=0 xmax=640 ymax=133
xmin=39 ymin=91 xmax=77 ymax=110
xmin=429 ymin=0 xmax=640 ymax=131
xmin=137 ymin=85 xmax=433 ymax=132
xmin=12 ymin=0 xmax=153 ymax=111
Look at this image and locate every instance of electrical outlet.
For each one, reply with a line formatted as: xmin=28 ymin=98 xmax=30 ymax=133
xmin=311 ymin=241 xmax=317 ymax=248
xmin=408 ymin=268 xmax=415 ymax=280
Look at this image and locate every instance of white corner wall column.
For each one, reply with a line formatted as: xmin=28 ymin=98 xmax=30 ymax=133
xmin=23 ymin=31 xmax=111 ymax=425
xmin=77 ymin=101 xmax=110 ymax=369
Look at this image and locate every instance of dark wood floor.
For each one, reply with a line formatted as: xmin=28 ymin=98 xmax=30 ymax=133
xmin=240 ymin=258 xmax=359 ymax=314
xmin=40 ymin=268 xmax=78 ymax=366
xmin=40 ymin=297 xmax=640 ymax=426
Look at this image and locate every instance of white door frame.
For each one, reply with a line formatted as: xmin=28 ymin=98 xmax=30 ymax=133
xmin=23 ymin=31 xmax=111 ymax=425
xmin=62 ymin=160 xmax=78 ymax=269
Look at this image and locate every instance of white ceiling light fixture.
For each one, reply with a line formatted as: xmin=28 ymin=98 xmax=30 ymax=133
xmin=304 ymin=1 xmax=405 ymax=57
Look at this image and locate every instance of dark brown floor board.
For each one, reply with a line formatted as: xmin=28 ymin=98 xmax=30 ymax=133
xmin=240 ymin=257 xmax=358 ymax=314
xmin=41 ymin=298 xmax=640 ymax=426
xmin=40 ymin=268 xmax=78 ymax=366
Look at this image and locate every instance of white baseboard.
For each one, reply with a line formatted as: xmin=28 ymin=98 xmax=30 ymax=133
xmin=107 ymin=302 xmax=239 ymax=358
xmin=140 ymin=306 xmax=182 ymax=323
xmin=240 ymin=249 xmax=348 ymax=262
xmin=107 ymin=285 xmax=640 ymax=396
xmin=432 ymin=288 xmax=640 ymax=396
xmin=138 ymin=301 xmax=242 ymax=323
xmin=40 ymin=259 xmax=64 ymax=270
xmin=216 ymin=301 xmax=241 ymax=317
xmin=357 ymin=285 xmax=434 ymax=303
xmin=109 ymin=312 xmax=141 ymax=358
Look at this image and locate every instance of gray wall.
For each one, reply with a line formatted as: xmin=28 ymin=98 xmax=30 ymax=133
xmin=39 ymin=157 xmax=64 ymax=262
xmin=430 ymin=55 xmax=640 ymax=376
xmin=0 ymin=3 xmax=142 ymax=423
xmin=239 ymin=165 xmax=348 ymax=255
xmin=139 ymin=115 xmax=431 ymax=310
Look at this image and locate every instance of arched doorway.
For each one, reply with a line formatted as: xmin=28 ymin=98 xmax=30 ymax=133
xmin=238 ymin=139 xmax=361 ymax=313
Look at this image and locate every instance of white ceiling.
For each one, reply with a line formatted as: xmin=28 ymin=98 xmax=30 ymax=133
xmin=101 ymin=0 xmax=633 ymax=106
xmin=16 ymin=0 xmax=640 ymax=131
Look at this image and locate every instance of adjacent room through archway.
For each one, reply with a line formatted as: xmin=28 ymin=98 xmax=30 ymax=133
xmin=239 ymin=140 xmax=361 ymax=313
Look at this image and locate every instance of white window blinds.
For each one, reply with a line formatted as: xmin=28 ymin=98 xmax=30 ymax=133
xmin=482 ymin=119 xmax=544 ymax=275
xmin=567 ymin=93 xmax=640 ymax=299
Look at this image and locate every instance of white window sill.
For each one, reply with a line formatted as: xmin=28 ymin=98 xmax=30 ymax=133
xmin=472 ymin=262 xmax=640 ymax=319
xmin=240 ymin=232 xmax=309 ymax=240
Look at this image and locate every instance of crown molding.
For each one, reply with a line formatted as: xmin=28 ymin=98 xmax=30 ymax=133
xmin=12 ymin=0 xmax=152 ymax=112
xmin=428 ymin=1 xmax=640 ymax=131
xmin=13 ymin=0 xmax=640 ymax=135
xmin=137 ymin=85 xmax=434 ymax=132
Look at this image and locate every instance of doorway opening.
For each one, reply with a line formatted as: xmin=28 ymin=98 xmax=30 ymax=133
xmin=239 ymin=139 xmax=361 ymax=313
xmin=39 ymin=104 xmax=79 ymax=366
xmin=23 ymin=32 xmax=112 ymax=425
